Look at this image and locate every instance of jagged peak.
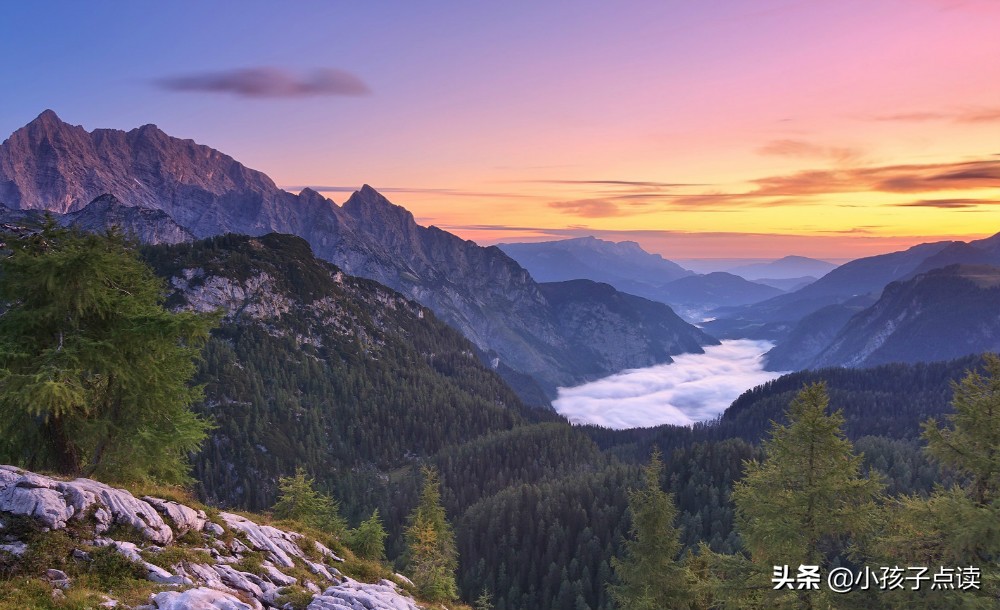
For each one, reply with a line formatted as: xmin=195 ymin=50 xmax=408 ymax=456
xmin=18 ymin=109 xmax=82 ymax=137
xmin=344 ymin=185 xmax=414 ymax=219
xmin=33 ymin=109 xmax=62 ymax=124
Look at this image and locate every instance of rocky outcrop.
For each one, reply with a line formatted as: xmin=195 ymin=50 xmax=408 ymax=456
xmin=0 ymin=466 xmax=425 ymax=610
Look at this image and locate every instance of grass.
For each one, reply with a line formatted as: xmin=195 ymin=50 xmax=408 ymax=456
xmin=1 ymin=477 xmax=481 ymax=610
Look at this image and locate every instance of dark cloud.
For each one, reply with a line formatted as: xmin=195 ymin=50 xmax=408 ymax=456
xmin=756 ymin=139 xmax=862 ymax=163
xmin=157 ymin=67 xmax=370 ymax=98
xmin=899 ymin=198 xmax=1000 ymax=208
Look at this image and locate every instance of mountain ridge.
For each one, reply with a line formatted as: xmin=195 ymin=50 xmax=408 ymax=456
xmin=0 ymin=110 xmax=716 ymax=396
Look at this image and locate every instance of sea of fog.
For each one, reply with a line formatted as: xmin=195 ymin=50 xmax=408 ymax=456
xmin=552 ymin=339 xmax=785 ymax=429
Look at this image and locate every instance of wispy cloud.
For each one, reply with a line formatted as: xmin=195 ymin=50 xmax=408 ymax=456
xmin=549 ymin=198 xmax=624 ymax=217
xmin=552 ymin=340 xmax=784 ymax=429
xmin=751 ymin=159 xmax=1000 ymax=196
xmin=870 ymin=106 xmax=1000 ymax=124
xmin=157 ymin=67 xmax=371 ymax=98
xmin=523 ymin=179 xmax=702 ymax=188
xmin=899 ymin=197 xmax=1000 ymax=208
xmin=756 ymin=139 xmax=862 ymax=163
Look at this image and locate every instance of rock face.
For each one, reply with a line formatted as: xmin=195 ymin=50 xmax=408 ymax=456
xmin=0 ymin=466 xmax=173 ymax=544
xmin=808 ymin=264 xmax=1000 ymax=369
xmin=0 ymin=111 xmax=717 ymax=396
xmin=0 ymin=465 xmax=424 ymax=610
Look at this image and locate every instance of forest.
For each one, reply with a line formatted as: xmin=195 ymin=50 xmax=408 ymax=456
xmin=0 ymin=226 xmax=996 ymax=609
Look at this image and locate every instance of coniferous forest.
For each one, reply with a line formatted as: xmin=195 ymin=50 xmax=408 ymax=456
xmin=1 ymin=227 xmax=998 ymax=609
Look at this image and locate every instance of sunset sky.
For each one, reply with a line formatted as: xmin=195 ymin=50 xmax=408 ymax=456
xmin=2 ymin=0 xmax=999 ymax=259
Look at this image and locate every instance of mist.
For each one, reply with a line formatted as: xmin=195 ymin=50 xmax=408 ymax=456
xmin=552 ymin=339 xmax=785 ymax=429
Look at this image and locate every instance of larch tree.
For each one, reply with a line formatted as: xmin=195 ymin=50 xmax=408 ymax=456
xmin=404 ymin=465 xmax=458 ymax=602
xmin=609 ymin=449 xmax=694 ymax=609
xmin=272 ymin=466 xmax=347 ymax=537
xmin=725 ymin=382 xmax=883 ymax=609
xmin=878 ymin=355 xmax=1000 ymax=607
xmin=0 ymin=221 xmax=217 ymax=483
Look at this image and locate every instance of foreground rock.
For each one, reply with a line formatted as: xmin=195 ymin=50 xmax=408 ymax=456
xmin=0 ymin=466 xmax=425 ymax=610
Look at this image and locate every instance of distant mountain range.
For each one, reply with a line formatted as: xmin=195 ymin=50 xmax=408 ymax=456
xmin=710 ymin=233 xmax=1000 ymax=371
xmin=0 ymin=110 xmax=716 ymax=397
xmin=725 ymin=255 xmax=837 ymax=280
xmin=500 ymin=237 xmax=790 ymax=317
xmin=769 ymin=264 xmax=1000 ymax=370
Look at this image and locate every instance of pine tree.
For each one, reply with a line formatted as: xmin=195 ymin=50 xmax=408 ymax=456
xmin=0 ymin=221 xmax=217 ymax=483
xmin=349 ymin=508 xmax=387 ymax=560
xmin=725 ymin=382 xmax=883 ymax=609
xmin=404 ymin=465 xmax=458 ymax=602
xmin=609 ymin=449 xmax=693 ymax=609
xmin=273 ymin=467 xmax=347 ymax=537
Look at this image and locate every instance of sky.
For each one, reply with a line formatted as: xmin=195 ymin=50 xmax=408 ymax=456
xmin=553 ymin=340 xmax=784 ymax=428
xmin=1 ymin=0 xmax=999 ymax=259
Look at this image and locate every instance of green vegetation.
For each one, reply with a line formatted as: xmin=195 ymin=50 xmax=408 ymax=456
xmin=273 ymin=467 xmax=348 ymax=537
xmin=609 ymin=450 xmax=694 ymax=610
xmin=350 ymin=508 xmax=388 ymax=561
xmin=0 ymin=222 xmax=217 ymax=483
xmin=4 ymin=227 xmax=999 ymax=609
xmin=404 ymin=466 xmax=459 ymax=602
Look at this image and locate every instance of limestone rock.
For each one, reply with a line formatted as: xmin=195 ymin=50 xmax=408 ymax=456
xmin=151 ymin=587 xmax=254 ymax=610
xmin=308 ymin=578 xmax=421 ymax=610
xmin=143 ymin=496 xmax=208 ymax=535
xmin=219 ymin=512 xmax=304 ymax=568
xmin=0 ymin=466 xmax=173 ymax=544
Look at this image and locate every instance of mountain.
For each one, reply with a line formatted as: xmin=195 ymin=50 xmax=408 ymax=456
xmin=762 ymin=299 xmax=871 ymax=371
xmin=806 ymin=265 xmax=1000 ymax=369
xmin=536 ymin=280 xmax=718 ymax=375
xmin=499 ymin=237 xmax=785 ymax=317
xmin=660 ymin=272 xmax=785 ymax=310
xmin=0 ymin=111 xmax=717 ymax=396
xmin=0 ymin=195 xmax=194 ymax=244
xmin=498 ymin=236 xmax=692 ymax=285
xmin=703 ymin=239 xmax=960 ymax=339
xmin=726 ymin=255 xmax=838 ymax=280
xmin=140 ymin=232 xmax=533 ymax=507
xmin=752 ymin=276 xmax=817 ymax=291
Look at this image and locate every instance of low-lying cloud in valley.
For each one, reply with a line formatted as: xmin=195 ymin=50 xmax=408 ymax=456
xmin=553 ymin=339 xmax=785 ymax=429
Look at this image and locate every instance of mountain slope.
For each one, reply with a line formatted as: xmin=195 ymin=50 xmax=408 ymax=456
xmin=537 ymin=280 xmax=719 ymax=375
xmin=704 ymin=239 xmax=961 ymax=339
xmin=810 ymin=264 xmax=1000 ymax=368
xmin=142 ymin=233 xmax=530 ymax=508
xmin=661 ymin=272 xmax=785 ymax=308
xmin=0 ymin=111 xmax=716 ymax=395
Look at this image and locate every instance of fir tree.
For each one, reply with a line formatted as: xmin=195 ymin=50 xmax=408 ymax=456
xmin=609 ymin=449 xmax=693 ymax=609
xmin=0 ymin=221 xmax=217 ymax=483
xmin=404 ymin=466 xmax=458 ymax=602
